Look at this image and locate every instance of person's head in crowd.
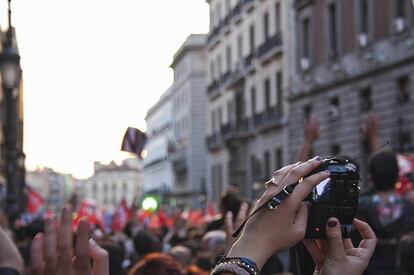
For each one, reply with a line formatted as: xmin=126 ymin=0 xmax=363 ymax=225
xmin=170 ymin=245 xmax=192 ymax=267
xmin=219 ymin=187 xmax=243 ymax=217
xmin=133 ymin=230 xmax=161 ymax=257
xmin=398 ymin=232 xmax=414 ymax=275
xmin=369 ymin=150 xmax=399 ymax=192
xmin=200 ymin=230 xmax=226 ymax=267
xmin=100 ymin=242 xmax=127 ymax=275
xmin=124 ymin=222 xmax=134 ymax=239
xmin=128 ymin=252 xmax=183 ymax=275
xmin=201 ymin=230 xmax=226 ymax=253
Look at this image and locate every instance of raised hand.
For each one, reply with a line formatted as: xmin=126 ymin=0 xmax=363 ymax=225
xmin=303 ymin=218 xmax=377 ymax=275
xmin=30 ymin=205 xmax=109 ymax=275
xmin=224 ymin=202 xmax=249 ymax=252
xmin=305 ymin=117 xmax=321 ymax=143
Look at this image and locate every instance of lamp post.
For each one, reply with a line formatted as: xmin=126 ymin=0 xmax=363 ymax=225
xmin=1 ymin=0 xmax=22 ymax=221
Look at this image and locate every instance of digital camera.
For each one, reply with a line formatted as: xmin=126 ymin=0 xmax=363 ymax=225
xmin=304 ymin=157 xmax=360 ymax=239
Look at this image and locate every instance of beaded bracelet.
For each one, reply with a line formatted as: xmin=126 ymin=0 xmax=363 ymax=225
xmin=211 ymin=256 xmax=260 ymax=275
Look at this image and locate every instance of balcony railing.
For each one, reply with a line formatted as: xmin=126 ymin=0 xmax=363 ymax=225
xmin=232 ymin=2 xmax=242 ymax=18
xmin=254 ymin=107 xmax=284 ymax=131
xmin=171 ymin=149 xmax=187 ymax=173
xmin=221 ymin=118 xmax=254 ymax=142
xmin=207 ymin=133 xmax=222 ymax=151
xmin=207 ymin=0 xmax=255 ymax=44
xmin=207 ymin=79 xmax=220 ymax=95
xmin=258 ymin=33 xmax=283 ymax=58
xmin=245 ymin=53 xmax=254 ymax=68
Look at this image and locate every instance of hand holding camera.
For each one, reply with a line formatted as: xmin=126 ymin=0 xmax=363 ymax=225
xmin=227 ymin=157 xmax=330 ymax=269
xmin=226 ymin=157 xmax=376 ymax=275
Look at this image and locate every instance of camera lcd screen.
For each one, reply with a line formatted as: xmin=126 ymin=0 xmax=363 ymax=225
xmin=313 ymin=178 xmax=331 ymax=202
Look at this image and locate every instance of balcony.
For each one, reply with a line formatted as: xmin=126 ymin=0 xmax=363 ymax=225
xmin=171 ymin=149 xmax=187 ymax=173
xmin=244 ymin=53 xmax=254 ymax=68
xmin=221 ymin=71 xmax=231 ymax=85
xmin=207 ymin=79 xmax=220 ymax=97
xmin=221 ymin=118 xmax=254 ymax=142
xmin=206 ymin=133 xmax=222 ymax=151
xmin=207 ymin=25 xmax=221 ymax=44
xmin=254 ymin=107 xmax=284 ymax=131
xmin=207 ymin=0 xmax=254 ymax=44
xmin=229 ymin=61 xmax=247 ymax=87
xmin=244 ymin=0 xmax=255 ymax=12
xmin=258 ymin=33 xmax=283 ymax=60
xmin=232 ymin=2 xmax=242 ymax=18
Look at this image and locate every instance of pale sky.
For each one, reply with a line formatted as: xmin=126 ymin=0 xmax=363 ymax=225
xmin=10 ymin=0 xmax=209 ymax=179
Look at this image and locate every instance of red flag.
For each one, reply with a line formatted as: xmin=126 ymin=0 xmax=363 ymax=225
xmin=26 ymin=187 xmax=45 ymax=214
xmin=111 ymin=199 xmax=131 ymax=231
xmin=73 ymin=199 xmax=104 ymax=230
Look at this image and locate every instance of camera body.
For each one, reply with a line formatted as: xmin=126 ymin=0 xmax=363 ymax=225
xmin=304 ymin=158 xmax=360 ymax=239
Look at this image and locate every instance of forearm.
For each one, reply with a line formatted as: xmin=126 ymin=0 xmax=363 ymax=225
xmin=369 ymin=136 xmax=380 ymax=152
xmin=295 ymin=140 xmax=313 ymax=162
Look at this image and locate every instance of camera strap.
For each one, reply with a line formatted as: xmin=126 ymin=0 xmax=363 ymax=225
xmin=232 ymin=182 xmax=300 ymax=238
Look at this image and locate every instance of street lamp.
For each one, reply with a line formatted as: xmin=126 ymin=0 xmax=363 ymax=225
xmin=0 ymin=47 xmax=21 ymax=90
xmin=0 ymin=0 xmax=21 ymax=90
xmin=1 ymin=0 xmax=22 ymax=222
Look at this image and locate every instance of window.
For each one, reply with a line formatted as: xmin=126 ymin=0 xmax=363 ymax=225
xmin=250 ymin=156 xmax=256 ymax=178
xmin=217 ymin=55 xmax=222 ymax=77
xmin=264 ymin=79 xmax=271 ymax=111
xmin=264 ymin=151 xmax=271 ymax=178
xmin=397 ymin=76 xmax=411 ymax=103
xmin=218 ymin=107 xmax=223 ymax=127
xmin=276 ymin=72 xmax=283 ymax=114
xmin=360 ymin=88 xmax=372 ymax=111
xmin=396 ymin=0 xmax=406 ymax=18
xmin=359 ymin=0 xmax=369 ymax=34
xmin=275 ymin=148 xmax=283 ymax=170
xmin=264 ymin=12 xmax=270 ymax=40
xmin=228 ymin=100 xmax=234 ymax=124
xmin=211 ymin=111 xmax=216 ymax=133
xmin=216 ymin=3 xmax=222 ymax=25
xmin=302 ymin=18 xmax=310 ymax=59
xmin=225 ymin=0 xmax=231 ymax=15
xmin=328 ymin=3 xmax=338 ymax=58
xmin=251 ymin=87 xmax=256 ymax=115
xmin=249 ymin=24 xmax=255 ymax=54
xmin=237 ymin=35 xmax=243 ymax=59
xmin=217 ymin=164 xmax=223 ymax=198
xmin=275 ymin=2 xmax=281 ymax=34
xmin=226 ymin=45 xmax=232 ymax=72
xmin=304 ymin=104 xmax=312 ymax=119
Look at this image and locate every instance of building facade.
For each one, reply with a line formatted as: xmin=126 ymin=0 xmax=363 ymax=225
xmin=143 ymin=87 xmax=175 ymax=195
xmin=170 ymin=34 xmax=208 ymax=207
xmin=26 ymin=168 xmax=74 ymax=213
xmin=289 ymin=0 xmax=414 ymax=180
xmin=84 ymin=159 xmax=143 ymax=213
xmin=205 ymin=0 xmax=293 ymax=200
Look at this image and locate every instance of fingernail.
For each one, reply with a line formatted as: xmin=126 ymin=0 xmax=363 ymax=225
xmin=328 ymin=220 xmax=337 ymax=228
xmin=315 ymin=156 xmax=322 ymax=161
xmin=325 ymin=169 xmax=331 ymax=175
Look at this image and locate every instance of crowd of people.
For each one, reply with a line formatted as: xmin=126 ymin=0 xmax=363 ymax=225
xmin=0 ymin=114 xmax=412 ymax=275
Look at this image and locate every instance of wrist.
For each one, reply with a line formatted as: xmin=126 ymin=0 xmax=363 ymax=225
xmin=227 ymin=236 xmax=269 ymax=270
